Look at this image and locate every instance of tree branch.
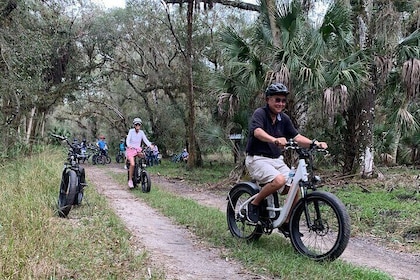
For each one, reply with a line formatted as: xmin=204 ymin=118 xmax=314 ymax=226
xmin=164 ymin=0 xmax=259 ymax=12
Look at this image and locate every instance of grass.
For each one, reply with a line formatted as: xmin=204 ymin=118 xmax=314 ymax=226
xmin=314 ymin=165 xmax=420 ymax=252
xmin=154 ymin=156 xmax=236 ymax=184
xmin=330 ymin=183 xmax=420 ymax=252
xmin=0 ymin=148 xmax=164 ymax=279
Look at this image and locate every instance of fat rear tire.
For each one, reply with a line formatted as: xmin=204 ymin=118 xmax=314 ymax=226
xmin=141 ymin=171 xmax=151 ymax=193
xmin=131 ymin=163 xmax=140 ymax=188
xmin=57 ymin=170 xmax=78 ymax=218
xmin=226 ymin=184 xmax=262 ymax=242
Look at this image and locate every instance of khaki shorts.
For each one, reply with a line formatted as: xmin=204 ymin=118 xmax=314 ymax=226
xmin=245 ymin=155 xmax=290 ymax=184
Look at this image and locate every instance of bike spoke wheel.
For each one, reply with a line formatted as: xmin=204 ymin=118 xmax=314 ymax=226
xmin=95 ymin=155 xmax=104 ymax=165
xmin=92 ymin=154 xmax=97 ymax=165
xmin=289 ymin=191 xmax=350 ymax=261
xmin=57 ymin=170 xmax=78 ymax=218
xmin=141 ymin=171 xmax=151 ymax=193
xmin=226 ymin=184 xmax=262 ymax=242
xmin=105 ymin=155 xmax=111 ymax=164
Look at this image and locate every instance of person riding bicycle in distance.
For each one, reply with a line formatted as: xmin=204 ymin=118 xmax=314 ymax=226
xmin=245 ymin=82 xmax=328 ymax=228
xmin=97 ymin=135 xmax=108 ymax=155
xmin=126 ymin=117 xmax=152 ymax=188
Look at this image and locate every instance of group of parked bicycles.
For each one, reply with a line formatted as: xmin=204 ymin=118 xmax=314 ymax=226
xmin=67 ymin=143 xmax=112 ymax=165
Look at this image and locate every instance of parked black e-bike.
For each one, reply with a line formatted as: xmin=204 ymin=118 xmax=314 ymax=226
xmin=51 ymin=134 xmax=87 ymax=218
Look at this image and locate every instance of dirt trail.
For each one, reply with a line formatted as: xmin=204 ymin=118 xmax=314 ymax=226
xmin=85 ymin=164 xmax=420 ymax=280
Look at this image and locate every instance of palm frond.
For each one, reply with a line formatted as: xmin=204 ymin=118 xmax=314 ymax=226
xmin=396 ymin=29 xmax=420 ymax=61
xmin=402 ymin=58 xmax=420 ymax=98
xmin=319 ymin=1 xmax=353 ymax=52
xmin=323 ymin=84 xmax=349 ymax=118
xmin=396 ymin=107 xmax=419 ymax=133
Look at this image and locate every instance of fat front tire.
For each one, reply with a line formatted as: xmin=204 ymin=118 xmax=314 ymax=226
xmin=141 ymin=171 xmax=151 ymax=193
xmin=289 ymin=191 xmax=351 ymax=262
xmin=226 ymin=185 xmax=262 ymax=242
xmin=75 ymin=190 xmax=84 ymax=205
xmin=116 ymin=154 xmax=123 ymax=163
xmin=57 ymin=170 xmax=78 ymax=218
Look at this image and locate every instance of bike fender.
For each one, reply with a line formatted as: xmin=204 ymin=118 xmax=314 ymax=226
xmin=226 ymin=181 xmax=259 ymax=200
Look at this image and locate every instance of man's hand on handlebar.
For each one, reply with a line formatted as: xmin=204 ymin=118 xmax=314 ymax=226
xmin=273 ymin=137 xmax=287 ymax=147
xmin=311 ymin=139 xmax=328 ymax=150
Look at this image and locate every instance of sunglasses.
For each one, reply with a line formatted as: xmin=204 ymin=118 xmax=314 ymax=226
xmin=134 ymin=123 xmax=141 ymax=126
xmin=272 ymin=97 xmax=287 ymax=103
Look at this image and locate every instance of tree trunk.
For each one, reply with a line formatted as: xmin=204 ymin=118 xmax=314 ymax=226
xmin=266 ymin=0 xmax=281 ymax=48
xmin=186 ymin=0 xmax=198 ymax=168
xmin=342 ymin=102 xmax=359 ymax=174
xmin=26 ymin=107 xmax=36 ymax=144
xmin=352 ymin=0 xmax=376 ymax=177
xmin=358 ymin=75 xmax=376 ymax=177
xmin=390 ymin=124 xmax=401 ymax=165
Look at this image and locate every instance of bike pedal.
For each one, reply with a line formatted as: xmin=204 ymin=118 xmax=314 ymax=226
xmin=278 ymin=228 xmax=290 ymax=238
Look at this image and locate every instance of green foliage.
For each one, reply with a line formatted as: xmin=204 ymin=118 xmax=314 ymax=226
xmin=1 ymin=0 xmax=418 ymax=175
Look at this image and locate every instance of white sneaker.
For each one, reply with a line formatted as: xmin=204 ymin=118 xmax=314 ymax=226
xmin=128 ymin=180 xmax=134 ymax=188
xmin=124 ymin=165 xmax=128 ymax=170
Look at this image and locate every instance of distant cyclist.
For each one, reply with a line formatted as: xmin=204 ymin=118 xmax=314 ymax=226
xmin=119 ymin=139 xmax=127 ymax=169
xmin=96 ymin=135 xmax=108 ymax=156
xmin=126 ymin=118 xmax=151 ymax=188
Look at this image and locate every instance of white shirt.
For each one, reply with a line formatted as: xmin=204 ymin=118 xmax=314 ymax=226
xmin=126 ymin=128 xmax=151 ymax=149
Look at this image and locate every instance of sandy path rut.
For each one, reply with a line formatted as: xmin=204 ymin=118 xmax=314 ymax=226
xmin=86 ymin=164 xmax=419 ymax=280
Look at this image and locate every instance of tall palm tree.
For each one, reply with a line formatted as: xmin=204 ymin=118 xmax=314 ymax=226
xmin=350 ymin=0 xmax=420 ymax=172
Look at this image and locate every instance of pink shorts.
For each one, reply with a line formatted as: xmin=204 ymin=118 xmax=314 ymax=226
xmin=126 ymin=147 xmax=143 ymax=160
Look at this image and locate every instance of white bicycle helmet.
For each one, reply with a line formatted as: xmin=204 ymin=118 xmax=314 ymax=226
xmin=133 ymin=117 xmax=142 ymax=125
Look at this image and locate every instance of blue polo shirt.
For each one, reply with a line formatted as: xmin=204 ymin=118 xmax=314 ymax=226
xmin=97 ymin=140 xmax=106 ymax=150
xmin=245 ymin=105 xmax=298 ymax=158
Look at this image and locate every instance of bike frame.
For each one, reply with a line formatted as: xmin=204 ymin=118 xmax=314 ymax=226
xmin=135 ymin=153 xmax=147 ymax=170
xmin=127 ymin=152 xmax=147 ymax=180
xmin=236 ymin=157 xmax=309 ymax=228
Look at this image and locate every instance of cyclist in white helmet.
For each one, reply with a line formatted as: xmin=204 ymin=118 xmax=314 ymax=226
xmin=126 ymin=117 xmax=151 ymax=188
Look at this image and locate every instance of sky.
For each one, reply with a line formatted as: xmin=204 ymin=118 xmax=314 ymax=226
xmin=93 ymin=0 xmax=126 ymax=9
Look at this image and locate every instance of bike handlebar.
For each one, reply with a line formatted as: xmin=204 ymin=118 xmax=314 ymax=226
xmin=50 ymin=134 xmax=78 ymax=150
xmin=284 ymin=139 xmax=329 ymax=155
xmin=51 ymin=133 xmax=66 ymax=141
